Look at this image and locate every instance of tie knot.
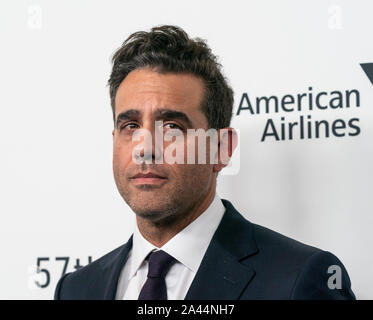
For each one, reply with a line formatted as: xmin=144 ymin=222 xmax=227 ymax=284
xmin=147 ymin=250 xmax=176 ymax=278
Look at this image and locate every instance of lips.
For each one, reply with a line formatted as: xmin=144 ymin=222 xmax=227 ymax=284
xmin=130 ymin=171 xmax=168 ymax=187
xmin=131 ymin=172 xmax=167 ymax=179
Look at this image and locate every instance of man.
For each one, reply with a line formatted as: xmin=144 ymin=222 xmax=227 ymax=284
xmin=54 ymin=25 xmax=355 ymax=300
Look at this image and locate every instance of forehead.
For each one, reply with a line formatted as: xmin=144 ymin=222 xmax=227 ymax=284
xmin=114 ymin=68 xmax=208 ymax=128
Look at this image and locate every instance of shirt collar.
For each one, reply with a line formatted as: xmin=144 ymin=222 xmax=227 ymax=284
xmin=129 ymin=224 xmax=158 ymax=279
xmin=129 ymin=193 xmax=226 ymax=278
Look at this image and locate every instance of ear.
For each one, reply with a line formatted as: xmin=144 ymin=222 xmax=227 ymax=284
xmin=112 ymin=129 xmax=115 ymax=137
xmin=213 ymin=127 xmax=238 ymax=173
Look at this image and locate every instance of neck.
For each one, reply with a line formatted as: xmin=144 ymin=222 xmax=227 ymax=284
xmin=136 ymin=184 xmax=216 ymax=247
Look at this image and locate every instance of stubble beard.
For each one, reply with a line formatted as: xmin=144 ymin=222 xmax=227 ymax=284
xmin=114 ymin=165 xmax=211 ymax=227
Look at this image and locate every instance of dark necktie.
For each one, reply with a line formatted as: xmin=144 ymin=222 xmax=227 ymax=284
xmin=138 ymin=250 xmax=176 ymax=300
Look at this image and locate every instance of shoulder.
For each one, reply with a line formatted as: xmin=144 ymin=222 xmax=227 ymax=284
xmin=223 ymin=200 xmax=355 ymax=299
xmin=54 ymin=240 xmax=131 ymax=300
xmin=221 ymin=199 xmax=321 ymax=260
xmin=251 ymin=222 xmax=321 ymax=260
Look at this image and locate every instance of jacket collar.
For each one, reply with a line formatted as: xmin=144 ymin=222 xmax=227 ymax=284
xmin=184 ymin=199 xmax=258 ymax=299
xmin=100 ymin=235 xmax=133 ymax=300
xmin=100 ymin=198 xmax=258 ymax=300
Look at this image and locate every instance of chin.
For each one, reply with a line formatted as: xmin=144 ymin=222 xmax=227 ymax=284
xmin=130 ymin=200 xmax=178 ymax=223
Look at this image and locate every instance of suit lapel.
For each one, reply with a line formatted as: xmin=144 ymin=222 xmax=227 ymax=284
xmin=99 ymin=235 xmax=133 ymax=300
xmin=185 ymin=199 xmax=258 ymax=300
xmin=95 ymin=199 xmax=257 ymax=300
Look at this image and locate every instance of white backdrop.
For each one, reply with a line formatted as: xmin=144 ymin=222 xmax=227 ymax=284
xmin=0 ymin=0 xmax=372 ymax=299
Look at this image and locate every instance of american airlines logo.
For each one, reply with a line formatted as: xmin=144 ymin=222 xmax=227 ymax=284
xmin=361 ymin=63 xmax=373 ymax=86
xmin=235 ymin=64 xmax=372 ymax=142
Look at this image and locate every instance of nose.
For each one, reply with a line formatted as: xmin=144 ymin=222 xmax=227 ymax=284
xmin=133 ymin=120 xmax=163 ymax=164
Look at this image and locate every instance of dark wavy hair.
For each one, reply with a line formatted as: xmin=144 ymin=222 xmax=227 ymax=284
xmin=108 ymin=25 xmax=234 ymax=129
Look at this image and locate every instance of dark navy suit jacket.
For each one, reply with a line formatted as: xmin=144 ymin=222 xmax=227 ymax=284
xmin=54 ymin=199 xmax=356 ymax=299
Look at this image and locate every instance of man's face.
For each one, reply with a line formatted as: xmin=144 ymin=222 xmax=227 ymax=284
xmin=112 ymin=68 xmax=217 ymax=223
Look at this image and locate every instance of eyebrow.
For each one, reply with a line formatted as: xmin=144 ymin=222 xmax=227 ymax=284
xmin=155 ymin=109 xmax=194 ymax=128
xmin=115 ymin=109 xmax=141 ymax=128
xmin=115 ymin=108 xmax=194 ymax=129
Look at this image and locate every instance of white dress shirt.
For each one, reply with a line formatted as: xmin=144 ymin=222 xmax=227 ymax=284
xmin=115 ymin=193 xmax=226 ymax=300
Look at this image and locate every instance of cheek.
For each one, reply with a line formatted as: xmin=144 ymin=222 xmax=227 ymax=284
xmin=173 ymin=163 xmax=213 ymax=186
xmin=113 ymin=141 xmax=132 ymax=170
xmin=184 ymin=135 xmax=215 ymax=165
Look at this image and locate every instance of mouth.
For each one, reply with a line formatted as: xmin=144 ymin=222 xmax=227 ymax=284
xmin=129 ymin=172 xmax=168 ymax=187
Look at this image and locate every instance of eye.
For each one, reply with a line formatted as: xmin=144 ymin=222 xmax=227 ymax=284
xmin=120 ymin=122 xmax=139 ymax=130
xmin=164 ymin=122 xmax=182 ymax=130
